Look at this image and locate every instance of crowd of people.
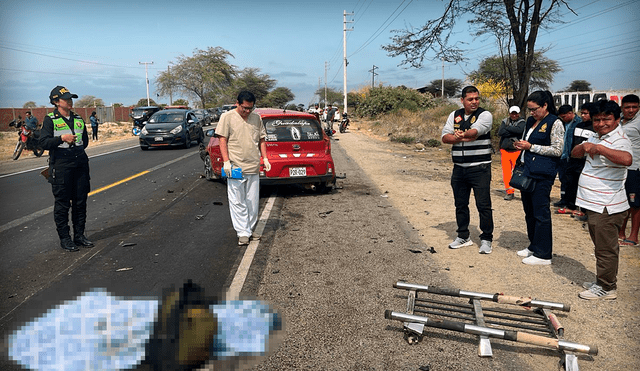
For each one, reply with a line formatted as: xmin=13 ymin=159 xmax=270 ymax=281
xmin=442 ymin=86 xmax=639 ymax=301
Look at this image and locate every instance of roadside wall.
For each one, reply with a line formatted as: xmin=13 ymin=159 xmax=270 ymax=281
xmin=0 ymin=106 xmax=133 ymax=131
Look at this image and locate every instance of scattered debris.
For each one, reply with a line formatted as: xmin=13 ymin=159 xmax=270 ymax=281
xmin=116 ymin=267 xmax=133 ymax=272
xmin=318 ymin=210 xmax=334 ymax=218
xmin=121 ymin=242 xmax=136 ymax=247
xmin=428 ymin=246 xmax=436 ymax=254
xmin=195 ymin=215 xmax=205 ymax=220
xmin=213 ymin=201 xmax=223 ymax=205
xmin=167 ymin=189 xmax=174 ymax=193
xmin=8 ymin=293 xmax=17 ymax=299
xmin=408 ymin=249 xmax=422 ymax=254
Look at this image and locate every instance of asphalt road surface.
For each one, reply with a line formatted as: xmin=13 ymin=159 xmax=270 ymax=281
xmin=0 ymin=138 xmax=281 ymax=370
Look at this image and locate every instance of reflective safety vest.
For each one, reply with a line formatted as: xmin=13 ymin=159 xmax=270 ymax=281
xmin=451 ymin=107 xmax=492 ymax=166
xmin=48 ymin=112 xmax=85 ymax=148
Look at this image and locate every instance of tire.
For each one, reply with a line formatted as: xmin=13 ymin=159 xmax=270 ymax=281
xmin=204 ymin=156 xmax=219 ymax=180
xmin=33 ymin=147 xmax=45 ymax=157
xmin=12 ymin=141 xmax=24 ymax=160
xmin=339 ymin=123 xmax=346 ymax=133
xmin=184 ymin=133 xmax=191 ymax=149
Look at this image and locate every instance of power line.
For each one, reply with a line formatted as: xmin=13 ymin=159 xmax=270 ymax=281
xmin=349 ymin=0 xmax=414 ymax=58
xmin=0 ymin=67 xmax=141 ymax=80
xmin=0 ymin=45 xmax=150 ymax=70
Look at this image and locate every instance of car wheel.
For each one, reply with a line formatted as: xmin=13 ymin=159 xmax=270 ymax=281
xmin=184 ymin=133 xmax=191 ymax=149
xmin=140 ymin=145 xmax=149 ymax=151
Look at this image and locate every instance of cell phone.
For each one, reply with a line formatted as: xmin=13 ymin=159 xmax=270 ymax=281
xmin=510 ymin=138 xmax=519 ymax=143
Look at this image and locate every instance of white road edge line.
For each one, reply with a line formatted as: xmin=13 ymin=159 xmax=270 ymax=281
xmin=226 ymin=193 xmax=277 ymax=300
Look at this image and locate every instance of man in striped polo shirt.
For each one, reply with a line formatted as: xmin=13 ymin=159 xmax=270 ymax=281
xmin=441 ymin=86 xmax=494 ymax=254
xmin=572 ymin=100 xmax=632 ymax=300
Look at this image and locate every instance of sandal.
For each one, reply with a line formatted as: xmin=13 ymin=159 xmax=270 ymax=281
xmin=571 ymin=210 xmax=585 ymax=217
xmin=555 ymin=208 xmax=574 ymax=214
xmin=620 ymin=239 xmax=638 ymax=246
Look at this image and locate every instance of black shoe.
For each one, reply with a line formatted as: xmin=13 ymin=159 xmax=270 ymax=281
xmin=74 ymin=235 xmax=95 ymax=247
xmin=553 ymin=201 xmax=566 ymax=207
xmin=60 ymin=238 xmax=79 ymax=252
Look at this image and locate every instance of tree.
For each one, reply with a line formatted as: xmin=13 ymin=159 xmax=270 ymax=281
xmin=172 ymin=99 xmax=189 ymax=106
xmin=383 ymin=0 xmax=575 ymax=109
xmin=156 ymin=47 xmax=236 ymax=109
xmin=136 ymin=98 xmax=158 ymax=107
xmin=468 ymin=53 xmax=561 ymax=102
xmin=314 ymin=87 xmax=343 ymax=106
xmin=563 ymin=79 xmax=592 ymax=92
xmin=113 ymin=103 xmax=123 ymax=107
xmin=230 ymin=68 xmax=276 ymax=104
xmin=23 ymin=101 xmax=36 ymax=108
xmin=76 ymin=95 xmax=104 ymax=107
xmin=422 ymin=78 xmax=463 ymax=98
xmin=261 ymin=87 xmax=295 ymax=108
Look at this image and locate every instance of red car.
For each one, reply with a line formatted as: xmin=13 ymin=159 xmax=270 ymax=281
xmin=202 ymin=108 xmax=336 ymax=192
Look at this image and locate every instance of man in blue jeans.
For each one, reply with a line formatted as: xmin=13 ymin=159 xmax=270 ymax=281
xmin=441 ymin=86 xmax=494 ymax=254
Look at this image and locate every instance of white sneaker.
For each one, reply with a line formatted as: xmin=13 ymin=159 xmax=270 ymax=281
xmin=579 ymin=284 xmax=617 ymax=300
xmin=517 ymin=248 xmax=533 ymax=257
xmin=522 ymin=255 xmax=551 ymax=265
xmin=479 ymin=240 xmax=492 ymax=254
xmin=582 ymin=281 xmax=596 ymax=289
xmin=449 ymin=237 xmax=473 ymax=249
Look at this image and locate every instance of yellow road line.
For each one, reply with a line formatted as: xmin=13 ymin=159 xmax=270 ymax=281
xmin=88 ymin=170 xmax=150 ymax=196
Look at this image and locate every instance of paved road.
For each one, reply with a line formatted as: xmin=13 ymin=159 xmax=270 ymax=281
xmin=0 ymin=138 xmax=278 ymax=370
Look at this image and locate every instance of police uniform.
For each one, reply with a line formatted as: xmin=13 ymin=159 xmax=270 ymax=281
xmin=39 ymin=86 xmax=92 ymax=251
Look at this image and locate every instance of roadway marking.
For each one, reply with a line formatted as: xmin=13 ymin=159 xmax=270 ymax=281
xmin=0 ymin=144 xmax=140 ymax=179
xmin=226 ymin=193 xmax=277 ymax=300
xmin=0 ymin=150 xmax=197 ymax=233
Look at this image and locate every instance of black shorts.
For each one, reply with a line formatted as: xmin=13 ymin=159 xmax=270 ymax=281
xmin=626 ymin=169 xmax=640 ymax=208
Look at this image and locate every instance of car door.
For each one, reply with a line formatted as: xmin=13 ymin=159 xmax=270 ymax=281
xmin=187 ymin=112 xmax=198 ymax=138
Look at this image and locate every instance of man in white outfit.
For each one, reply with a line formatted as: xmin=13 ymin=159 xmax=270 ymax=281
xmin=215 ymin=91 xmax=270 ymax=246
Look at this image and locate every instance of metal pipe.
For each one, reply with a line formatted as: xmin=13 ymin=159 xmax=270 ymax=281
xmin=413 ymin=308 xmax=553 ymax=334
xmin=394 ymin=281 xmax=570 ymax=312
xmin=385 ymin=311 xmax=597 ymax=355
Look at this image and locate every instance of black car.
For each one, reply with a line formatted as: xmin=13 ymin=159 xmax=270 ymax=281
xmin=193 ymin=109 xmax=212 ymax=126
xmin=139 ymin=109 xmax=204 ymax=150
xmin=208 ymin=107 xmax=222 ymax=122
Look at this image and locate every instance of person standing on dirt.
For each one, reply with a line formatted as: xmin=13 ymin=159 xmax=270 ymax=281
xmin=513 ymin=91 xmax=564 ymax=265
xmin=39 ymin=86 xmax=93 ymax=252
xmin=215 ymin=90 xmax=269 ymax=246
xmin=441 ymin=85 xmax=494 ymax=254
xmin=326 ymin=104 xmax=336 ymax=132
xmin=572 ymin=100 xmax=632 ymax=300
xmin=618 ymin=94 xmax=640 ymax=247
xmin=24 ymin=111 xmax=38 ymax=131
xmin=555 ymin=105 xmax=582 ymax=209
xmin=497 ymin=106 xmax=525 ymax=201
xmin=89 ymin=111 xmax=99 ymax=141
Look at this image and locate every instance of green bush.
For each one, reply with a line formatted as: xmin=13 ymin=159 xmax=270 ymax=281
xmin=355 ymin=86 xmax=435 ymax=117
xmin=426 ymin=139 xmax=441 ymax=147
xmin=391 ymin=135 xmax=415 ymax=144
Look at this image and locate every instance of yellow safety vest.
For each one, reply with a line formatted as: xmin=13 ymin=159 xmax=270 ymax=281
xmin=48 ymin=112 xmax=85 ymax=148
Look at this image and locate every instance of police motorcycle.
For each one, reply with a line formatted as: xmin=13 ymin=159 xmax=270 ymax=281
xmin=9 ymin=117 xmax=44 ymax=160
xmin=130 ymin=106 xmax=161 ymax=136
xmin=339 ymin=112 xmax=350 ymax=133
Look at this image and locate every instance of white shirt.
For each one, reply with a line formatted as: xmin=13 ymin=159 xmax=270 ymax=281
xmin=621 ymin=112 xmax=640 ymax=170
xmin=576 ymin=125 xmax=632 ymax=214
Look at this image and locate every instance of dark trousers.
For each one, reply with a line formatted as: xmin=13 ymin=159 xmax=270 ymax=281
xmin=51 ymin=166 xmax=90 ymax=240
xmin=91 ymin=125 xmax=98 ymax=140
xmin=586 ymin=209 xmax=627 ymax=291
xmin=521 ymin=177 xmax=554 ymax=259
xmin=451 ymin=164 xmax=494 ymax=241
xmin=562 ymin=163 xmax=584 ymax=210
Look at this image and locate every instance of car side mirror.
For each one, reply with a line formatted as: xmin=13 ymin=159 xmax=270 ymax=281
xmin=205 ymin=129 xmax=217 ymax=137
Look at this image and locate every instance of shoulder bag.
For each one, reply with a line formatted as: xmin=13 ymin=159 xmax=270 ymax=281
xmin=509 ymin=163 xmax=535 ymax=192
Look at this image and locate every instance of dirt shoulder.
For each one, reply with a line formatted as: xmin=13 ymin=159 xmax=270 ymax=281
xmin=255 ymin=121 xmax=639 ymax=370
xmin=328 ymin=123 xmax=639 ymax=370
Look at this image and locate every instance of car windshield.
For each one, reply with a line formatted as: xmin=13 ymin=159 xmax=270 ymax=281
xmin=149 ymin=113 xmax=183 ymax=123
xmin=264 ymin=118 xmax=322 ymax=142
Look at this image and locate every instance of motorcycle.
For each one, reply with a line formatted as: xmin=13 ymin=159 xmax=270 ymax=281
xmin=339 ymin=113 xmax=350 ymax=133
xmin=129 ymin=106 xmax=161 ymax=136
xmin=9 ymin=118 xmax=44 ymax=160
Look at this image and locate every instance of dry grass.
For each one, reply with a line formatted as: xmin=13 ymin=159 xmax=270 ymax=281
xmin=0 ymin=121 xmax=133 ymax=161
xmin=353 ymin=104 xmax=459 ymax=146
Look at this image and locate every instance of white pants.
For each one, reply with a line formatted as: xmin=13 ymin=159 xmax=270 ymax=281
xmin=226 ymin=173 xmax=260 ymax=237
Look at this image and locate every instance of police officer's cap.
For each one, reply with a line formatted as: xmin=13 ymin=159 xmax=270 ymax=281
xmin=50 ymin=86 xmax=78 ymax=104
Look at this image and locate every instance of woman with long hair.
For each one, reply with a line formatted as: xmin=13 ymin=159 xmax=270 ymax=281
xmin=513 ymin=91 xmax=565 ymax=265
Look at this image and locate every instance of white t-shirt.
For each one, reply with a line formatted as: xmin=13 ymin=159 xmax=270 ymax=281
xmin=215 ymin=110 xmax=266 ymax=174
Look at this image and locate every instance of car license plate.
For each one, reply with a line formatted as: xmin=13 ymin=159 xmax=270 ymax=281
xmin=289 ymin=167 xmax=306 ymax=177
xmin=154 ymin=137 xmax=163 ymax=142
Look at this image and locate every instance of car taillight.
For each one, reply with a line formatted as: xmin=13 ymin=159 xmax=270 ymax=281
xmin=327 ymin=162 xmax=334 ymax=174
xmin=324 ymin=136 xmax=331 ymax=155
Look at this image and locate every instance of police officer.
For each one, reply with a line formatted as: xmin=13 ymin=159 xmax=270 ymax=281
xmin=39 ymin=86 xmax=93 ymax=252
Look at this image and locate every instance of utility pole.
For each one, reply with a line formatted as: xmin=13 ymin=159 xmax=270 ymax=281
xmin=168 ymin=65 xmax=173 ymax=105
xmin=369 ymin=65 xmax=378 ymax=88
xmin=139 ymin=61 xmax=154 ymax=106
xmin=324 ymin=61 xmax=328 ymax=109
xmin=441 ymin=58 xmax=445 ymax=99
xmin=343 ymin=10 xmax=353 ymax=114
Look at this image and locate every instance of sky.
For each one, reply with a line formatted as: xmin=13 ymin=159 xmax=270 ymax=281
xmin=0 ymin=0 xmax=638 ymax=109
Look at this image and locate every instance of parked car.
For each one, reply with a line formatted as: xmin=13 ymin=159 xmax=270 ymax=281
xmin=139 ymin=109 xmax=204 ymax=150
xmin=202 ymin=108 xmax=336 ymax=192
xmin=193 ymin=109 xmax=212 ymax=126
xmin=221 ymin=104 xmax=236 ymax=113
xmin=208 ymin=107 xmax=222 ymax=122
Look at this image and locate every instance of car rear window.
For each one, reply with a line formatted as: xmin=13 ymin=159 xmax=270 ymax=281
xmin=149 ymin=113 xmax=183 ymax=123
xmin=264 ymin=118 xmax=322 ymax=142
